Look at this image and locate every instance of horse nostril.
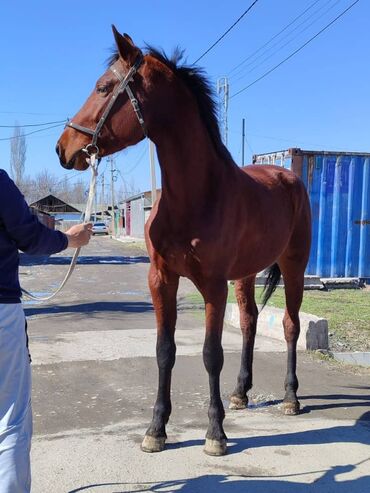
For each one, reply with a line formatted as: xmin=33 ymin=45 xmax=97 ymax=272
xmin=55 ymin=144 xmax=60 ymax=157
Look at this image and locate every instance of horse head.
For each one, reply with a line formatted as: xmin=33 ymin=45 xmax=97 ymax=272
xmin=56 ymin=26 xmax=155 ymax=170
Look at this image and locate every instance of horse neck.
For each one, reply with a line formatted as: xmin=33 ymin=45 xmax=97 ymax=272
xmin=152 ymin=114 xmax=235 ymax=214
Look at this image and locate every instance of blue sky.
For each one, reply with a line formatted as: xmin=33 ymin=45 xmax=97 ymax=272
xmin=0 ymin=0 xmax=368 ymax=194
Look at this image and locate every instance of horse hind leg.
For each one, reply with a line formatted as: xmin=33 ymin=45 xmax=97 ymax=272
xmin=229 ymin=276 xmax=258 ymax=410
xmin=278 ymin=258 xmax=306 ymax=416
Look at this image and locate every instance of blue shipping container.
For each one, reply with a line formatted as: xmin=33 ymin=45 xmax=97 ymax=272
xmin=253 ymin=148 xmax=370 ymax=280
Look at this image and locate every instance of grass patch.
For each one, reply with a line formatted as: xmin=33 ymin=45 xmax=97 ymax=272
xmin=258 ymin=288 xmax=370 ymax=352
xmin=185 ymin=286 xmax=370 ymax=352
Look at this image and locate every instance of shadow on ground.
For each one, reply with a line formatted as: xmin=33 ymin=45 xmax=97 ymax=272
xmin=68 ymin=466 xmax=370 ymax=493
xmin=69 ymin=413 xmax=370 ymax=492
xmin=24 ymin=301 xmax=153 ymax=317
xmin=20 ymin=254 xmax=149 ymax=266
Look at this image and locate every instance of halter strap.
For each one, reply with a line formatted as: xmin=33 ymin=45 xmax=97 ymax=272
xmin=66 ymin=55 xmax=146 ymax=151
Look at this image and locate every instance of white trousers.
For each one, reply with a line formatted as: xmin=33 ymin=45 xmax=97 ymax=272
xmin=0 ymin=304 xmax=32 ymax=493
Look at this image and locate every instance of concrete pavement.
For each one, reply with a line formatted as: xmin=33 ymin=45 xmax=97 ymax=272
xmin=20 ymin=237 xmax=370 ymax=492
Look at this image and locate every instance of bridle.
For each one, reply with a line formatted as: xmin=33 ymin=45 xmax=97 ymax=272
xmin=66 ymin=54 xmax=147 ymax=157
xmin=22 ymin=56 xmax=147 ymax=302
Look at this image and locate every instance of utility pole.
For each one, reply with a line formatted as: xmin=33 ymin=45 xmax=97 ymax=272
xmin=242 ymin=118 xmax=245 ymax=166
xmin=109 ymin=156 xmax=116 ymax=236
xmin=101 ymin=172 xmax=105 ymax=221
xmin=149 ymin=140 xmax=157 ymax=206
xmin=217 ymin=77 xmax=229 ymax=146
xmin=94 ymin=186 xmax=97 ymax=222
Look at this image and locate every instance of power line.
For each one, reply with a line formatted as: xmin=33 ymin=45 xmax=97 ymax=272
xmin=231 ymin=0 xmax=341 ymax=84
xmin=231 ymin=0 xmax=360 ymax=99
xmin=0 ymin=119 xmax=67 ymax=128
xmin=0 ymin=122 xmax=66 ymax=141
xmin=121 ymin=146 xmax=147 ymax=175
xmin=227 ymin=0 xmax=323 ymax=77
xmin=193 ymin=0 xmax=260 ymax=64
xmin=55 ymin=171 xmax=86 ymax=186
xmin=0 ymin=111 xmax=60 ymax=116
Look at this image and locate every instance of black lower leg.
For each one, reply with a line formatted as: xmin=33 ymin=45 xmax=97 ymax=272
xmin=232 ymin=340 xmax=254 ymax=402
xmin=146 ymin=333 xmax=176 ymax=438
xmin=203 ymin=335 xmax=226 ymax=441
xmin=284 ymin=343 xmax=299 ymax=403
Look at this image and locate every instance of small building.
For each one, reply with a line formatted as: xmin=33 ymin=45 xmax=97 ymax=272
xmin=30 ymin=195 xmax=83 ymax=231
xmin=253 ymin=148 xmax=370 ymax=281
xmin=30 ymin=194 xmax=82 ymax=215
xmin=30 ymin=195 xmax=113 ymax=231
xmin=120 ymin=190 xmax=160 ymax=238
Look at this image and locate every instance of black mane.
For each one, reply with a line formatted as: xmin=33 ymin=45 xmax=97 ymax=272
xmin=108 ymin=46 xmax=232 ymax=161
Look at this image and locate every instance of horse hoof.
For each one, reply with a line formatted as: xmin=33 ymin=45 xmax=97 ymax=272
xmin=229 ymin=395 xmax=248 ymax=410
xmin=204 ymin=438 xmax=227 ymax=456
xmin=141 ymin=435 xmax=166 ymax=453
xmin=282 ymin=401 xmax=300 ymax=415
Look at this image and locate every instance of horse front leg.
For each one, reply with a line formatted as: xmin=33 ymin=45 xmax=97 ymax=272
xmin=141 ymin=264 xmax=179 ymax=453
xmin=200 ymin=279 xmax=228 ymax=456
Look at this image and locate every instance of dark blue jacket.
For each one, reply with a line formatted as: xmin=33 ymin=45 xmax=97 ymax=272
xmin=0 ymin=170 xmax=68 ymax=303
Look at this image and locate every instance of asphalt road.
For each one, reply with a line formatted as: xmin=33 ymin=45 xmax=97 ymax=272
xmin=20 ymin=237 xmax=370 ymax=493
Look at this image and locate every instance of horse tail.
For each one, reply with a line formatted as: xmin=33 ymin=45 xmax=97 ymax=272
xmin=260 ymin=263 xmax=281 ymax=310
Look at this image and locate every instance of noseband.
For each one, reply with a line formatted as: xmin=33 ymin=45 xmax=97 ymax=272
xmin=66 ymin=55 xmax=146 ymax=156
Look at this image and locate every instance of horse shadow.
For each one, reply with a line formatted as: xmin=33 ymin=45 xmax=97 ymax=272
xmin=69 ymin=411 xmax=370 ymax=493
xmin=24 ymin=301 xmax=154 ymax=317
xmin=68 ymin=466 xmax=370 ymax=493
xmin=167 ymin=407 xmax=370 ymax=453
xmin=19 ymin=254 xmax=150 ymax=266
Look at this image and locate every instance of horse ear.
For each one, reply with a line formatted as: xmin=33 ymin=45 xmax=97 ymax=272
xmin=111 ymin=25 xmax=142 ymax=64
xmin=123 ymin=33 xmax=135 ymax=46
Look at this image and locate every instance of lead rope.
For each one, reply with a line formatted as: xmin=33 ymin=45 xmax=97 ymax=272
xmin=21 ymin=154 xmax=99 ymax=302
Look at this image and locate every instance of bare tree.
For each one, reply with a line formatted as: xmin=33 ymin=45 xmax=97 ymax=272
xmin=35 ymin=169 xmax=60 ymax=198
xmin=70 ymin=179 xmax=87 ymax=203
xmin=21 ymin=175 xmax=37 ymax=203
xmin=10 ymin=124 xmax=27 ymax=188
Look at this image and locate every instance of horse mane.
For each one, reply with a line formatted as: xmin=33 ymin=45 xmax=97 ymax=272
xmin=107 ymin=46 xmax=233 ymax=162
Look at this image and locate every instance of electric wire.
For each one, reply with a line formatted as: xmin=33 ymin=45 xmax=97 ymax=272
xmin=121 ymin=146 xmax=147 ymax=175
xmin=0 ymin=119 xmax=67 ymax=128
xmin=227 ymin=0 xmax=322 ymax=77
xmin=230 ymin=0 xmax=340 ymax=83
xmin=230 ymin=0 xmax=360 ymax=99
xmin=0 ymin=122 xmax=66 ymax=141
xmin=193 ymin=0 xmax=260 ymax=64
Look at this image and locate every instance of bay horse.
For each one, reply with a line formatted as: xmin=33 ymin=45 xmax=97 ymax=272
xmin=56 ymin=26 xmax=311 ymax=456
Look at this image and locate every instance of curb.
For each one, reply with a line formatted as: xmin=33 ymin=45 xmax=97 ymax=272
xmin=332 ymin=352 xmax=370 ymax=367
xmin=111 ymin=235 xmax=145 ymax=243
xmin=225 ymin=303 xmax=329 ymax=351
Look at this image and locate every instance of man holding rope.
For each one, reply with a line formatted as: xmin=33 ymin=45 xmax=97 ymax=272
xmin=0 ymin=169 xmax=92 ymax=492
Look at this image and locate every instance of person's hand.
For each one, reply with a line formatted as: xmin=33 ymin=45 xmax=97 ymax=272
xmin=65 ymin=223 xmax=93 ymax=248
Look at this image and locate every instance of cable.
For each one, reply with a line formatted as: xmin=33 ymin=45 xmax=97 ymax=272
xmin=228 ymin=0 xmax=322 ymax=77
xmin=55 ymin=171 xmax=86 ymax=186
xmin=0 ymin=119 xmax=67 ymax=128
xmin=0 ymin=123 xmax=66 ymax=141
xmin=230 ymin=0 xmax=339 ymax=82
xmin=121 ymin=146 xmax=147 ymax=175
xmin=193 ymin=0 xmax=260 ymax=64
xmin=231 ymin=0 xmax=341 ymax=84
xmin=231 ymin=0 xmax=360 ymax=99
xmin=0 ymin=111 xmax=61 ymax=116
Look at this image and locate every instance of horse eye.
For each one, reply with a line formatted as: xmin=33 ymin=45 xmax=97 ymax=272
xmin=96 ymin=85 xmax=108 ymax=94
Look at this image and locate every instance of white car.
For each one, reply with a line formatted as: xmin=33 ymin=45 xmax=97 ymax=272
xmin=92 ymin=222 xmax=109 ymax=235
